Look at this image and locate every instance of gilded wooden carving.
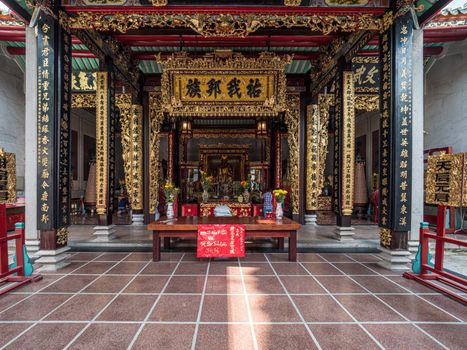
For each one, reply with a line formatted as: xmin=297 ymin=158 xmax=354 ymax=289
xmin=317 ymin=94 xmax=332 ymax=192
xmin=56 ymin=227 xmax=68 ymax=246
xmin=306 ymin=104 xmax=320 ymax=211
xmin=380 ymin=227 xmax=392 ymax=248
xmin=72 ymin=93 xmax=96 ymax=108
xmin=0 ymin=148 xmax=16 ymax=204
xmin=149 ymin=92 xmax=164 ymax=214
xmin=284 ymin=94 xmax=301 ymax=215
xmin=158 ymin=52 xmax=290 ymax=117
xmin=355 ymin=94 xmax=379 ymax=111
xmin=64 ymin=11 xmax=383 ymax=37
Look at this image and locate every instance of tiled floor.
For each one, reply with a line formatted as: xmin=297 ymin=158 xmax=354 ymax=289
xmin=0 ymin=252 xmax=466 ymax=350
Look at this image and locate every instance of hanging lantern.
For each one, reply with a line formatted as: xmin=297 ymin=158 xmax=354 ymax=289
xmin=181 ymin=119 xmax=192 ymax=138
xmin=256 ymin=119 xmax=268 ymax=137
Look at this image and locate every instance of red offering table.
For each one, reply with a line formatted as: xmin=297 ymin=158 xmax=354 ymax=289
xmin=199 ymin=202 xmax=251 ymax=217
xmin=147 ymin=216 xmax=301 ymax=262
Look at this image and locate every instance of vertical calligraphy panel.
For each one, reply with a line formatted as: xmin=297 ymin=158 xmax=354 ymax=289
xmin=37 ymin=12 xmax=56 ymax=231
xmin=378 ymin=13 xmax=414 ymax=249
xmin=57 ymin=26 xmax=72 ymax=229
xmin=96 ymin=72 xmax=109 ymax=216
xmin=306 ymin=104 xmax=319 ymax=211
xmin=131 ymin=104 xmax=144 ymax=211
xmin=333 ymin=74 xmax=342 ymax=215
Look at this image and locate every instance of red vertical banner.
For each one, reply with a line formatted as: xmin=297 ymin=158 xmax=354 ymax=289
xmin=197 ymin=224 xmax=245 ymax=258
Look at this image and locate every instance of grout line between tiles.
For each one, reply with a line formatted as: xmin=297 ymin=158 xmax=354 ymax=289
xmin=238 ymin=256 xmax=259 ymax=350
xmin=190 ymin=257 xmax=211 ymax=350
xmin=319 ymin=254 xmax=450 ymax=350
xmin=0 ymin=251 xmax=112 ymax=350
xmin=61 ymin=255 xmax=156 ymax=350
xmin=125 ymin=253 xmax=187 ymax=350
xmin=264 ymin=254 xmax=323 ymax=350
xmin=298 ymin=260 xmax=385 ymax=350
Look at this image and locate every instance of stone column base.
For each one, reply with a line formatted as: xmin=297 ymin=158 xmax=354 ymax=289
xmin=408 ymin=240 xmax=419 ymax=261
xmin=304 ymin=214 xmax=317 ymax=225
xmin=132 ymin=213 xmax=144 ymax=226
xmin=377 ymin=246 xmax=411 ymax=271
xmin=334 ymin=226 xmax=355 ymax=241
xmin=25 ymin=239 xmax=41 ymax=256
xmin=35 ymin=246 xmax=71 ymax=271
xmin=93 ymin=225 xmax=116 ymax=241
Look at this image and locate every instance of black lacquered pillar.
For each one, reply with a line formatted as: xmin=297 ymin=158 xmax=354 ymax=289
xmin=35 ymin=8 xmax=72 ymax=270
xmin=378 ymin=12 xmax=414 ymax=269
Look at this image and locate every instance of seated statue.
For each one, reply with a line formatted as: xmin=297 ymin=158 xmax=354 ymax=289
xmin=217 ymin=155 xmax=233 ymax=197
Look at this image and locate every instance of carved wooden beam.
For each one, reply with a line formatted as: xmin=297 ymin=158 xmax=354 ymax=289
xmin=60 ymin=11 xmax=140 ymax=92
xmin=310 ymin=30 xmax=373 ymax=96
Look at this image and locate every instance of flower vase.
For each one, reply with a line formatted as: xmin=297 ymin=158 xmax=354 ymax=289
xmin=275 ymin=203 xmax=284 ymax=221
xmin=243 ymin=189 xmax=250 ymax=203
xmin=202 ymin=189 xmax=209 ymax=202
xmin=167 ymin=202 xmax=174 ymax=219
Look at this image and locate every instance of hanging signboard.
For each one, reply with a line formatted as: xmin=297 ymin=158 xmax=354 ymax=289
xmin=425 ymin=153 xmax=467 ymax=207
xmin=0 ymin=149 xmax=16 ymax=204
xmin=351 ymin=56 xmax=380 ymax=94
xmin=159 ymin=52 xmax=290 ymax=116
xmin=197 ymin=224 xmax=245 ymax=258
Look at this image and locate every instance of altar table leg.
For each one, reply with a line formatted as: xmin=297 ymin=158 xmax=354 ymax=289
xmin=153 ymin=231 xmax=160 ymax=262
xmin=164 ymin=237 xmax=171 ymax=250
xmin=277 ymin=237 xmax=285 ymax=250
xmin=288 ymin=232 xmax=297 ymax=262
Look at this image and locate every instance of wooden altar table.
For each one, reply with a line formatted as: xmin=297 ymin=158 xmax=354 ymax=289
xmin=148 ymin=216 xmax=301 ymax=262
xmin=199 ymin=202 xmax=252 ymax=217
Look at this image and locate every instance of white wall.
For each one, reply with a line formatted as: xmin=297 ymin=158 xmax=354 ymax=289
xmin=424 ymin=40 xmax=467 ymax=153
xmin=0 ymin=53 xmax=25 ymax=189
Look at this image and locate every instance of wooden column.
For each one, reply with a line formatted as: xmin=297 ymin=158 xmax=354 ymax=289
xmin=306 ymin=104 xmax=320 ymax=213
xmin=130 ymin=104 xmax=144 ymax=214
xmin=378 ymin=12 xmax=414 ymax=258
xmin=36 ymin=8 xmax=72 ymax=267
xmin=95 ymin=71 xmax=116 ymax=226
xmin=333 ymin=62 xmax=356 ymax=239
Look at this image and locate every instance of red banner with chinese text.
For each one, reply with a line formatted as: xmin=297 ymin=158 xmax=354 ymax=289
xmin=197 ymin=224 xmax=245 ymax=258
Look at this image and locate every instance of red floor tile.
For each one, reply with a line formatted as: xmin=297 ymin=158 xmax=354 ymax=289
xmin=14 ymin=274 xmax=63 ymax=293
xmin=271 ymin=263 xmax=308 ymax=275
xmin=5 ymin=323 xmax=85 ymax=350
xmin=0 ymin=294 xmax=70 ymax=321
xmin=149 ymin=295 xmax=201 ymax=322
xmin=195 ymin=324 xmax=254 ymax=350
xmin=41 ymin=275 xmax=98 ymax=293
xmin=292 ymin=295 xmax=353 ymax=322
xmin=335 ymin=295 xmax=405 ymax=322
xmin=315 ymin=276 xmax=367 ymax=293
xmin=123 ymin=252 xmax=152 ymax=262
xmin=319 ymin=254 xmax=355 ymax=263
xmin=418 ymin=323 xmax=467 ymax=350
xmin=105 ymin=262 xmax=147 ymax=275
xmin=297 ymin=253 xmax=325 ymax=262
xmin=241 ymin=263 xmax=275 ymax=276
xmin=301 ymin=263 xmax=343 ymax=275
xmin=351 ymin=275 xmax=408 ymax=293
xmin=164 ymin=276 xmax=206 ymax=293
xmin=201 ymin=295 xmax=249 ymax=322
xmin=332 ymin=263 xmax=377 ymax=275
xmin=0 ymin=323 xmax=31 ymax=347
xmin=141 ymin=262 xmax=179 ymax=275
xmin=70 ymin=252 xmax=103 ymax=261
xmin=208 ymin=262 xmax=241 ymax=275
xmin=310 ymin=324 xmax=379 ymax=350
xmin=248 ymin=295 xmax=301 ymax=322
xmin=97 ymin=295 xmax=156 ymax=321
xmin=123 ymin=275 xmax=169 ymax=293
xmin=378 ymin=295 xmax=459 ymax=322
xmin=94 ymin=252 xmax=129 ymax=262
xmin=82 ymin=275 xmax=133 ymax=293
xmin=346 ymin=254 xmax=382 ymax=263
xmin=132 ymin=324 xmax=195 ymax=350
xmin=243 ymin=276 xmax=284 ymax=294
xmin=68 ymin=323 xmax=140 ymax=350
xmin=0 ymin=294 xmax=28 ymax=312
xmin=175 ymin=262 xmax=209 ymax=275
xmin=255 ymin=324 xmax=318 ymax=350
xmin=364 ymin=324 xmax=445 ymax=350
xmin=279 ymin=276 xmax=326 ymax=294
xmin=205 ymin=275 xmax=244 ymax=294
xmin=71 ymin=262 xmax=116 ymax=274
xmin=419 ymin=294 xmax=467 ymax=321
xmin=45 ymin=294 xmax=113 ymax=321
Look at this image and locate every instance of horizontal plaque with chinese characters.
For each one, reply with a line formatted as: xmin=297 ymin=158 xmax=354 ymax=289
xmin=174 ymin=75 xmax=274 ymax=103
xmin=197 ymin=224 xmax=245 ymax=258
xmin=425 ymin=153 xmax=467 ymax=207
